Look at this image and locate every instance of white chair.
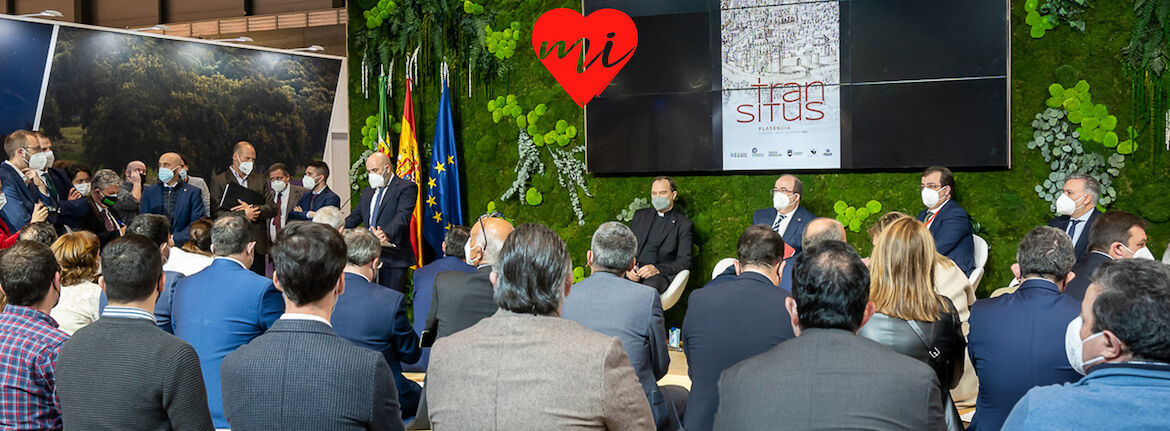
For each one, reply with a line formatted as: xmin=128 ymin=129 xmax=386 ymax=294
xmin=969 ymin=234 xmax=989 ymax=290
xmin=711 ymin=258 xmax=737 ymax=279
xmin=661 ymin=270 xmax=690 ymax=311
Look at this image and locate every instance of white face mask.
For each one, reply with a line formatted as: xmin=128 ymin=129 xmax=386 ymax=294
xmin=1121 ymin=244 xmax=1155 ymax=260
xmin=773 ymin=191 xmax=791 ymax=211
xmin=301 ymin=175 xmax=316 ymax=190
xmin=237 ymin=161 xmax=254 ymax=176
xmin=368 ymin=172 xmax=387 ymax=189
xmin=921 ymin=187 xmax=941 ymax=208
xmin=1055 ymin=193 xmax=1083 ymax=216
xmin=74 ymin=182 xmax=91 ymax=195
xmin=1065 ymin=316 xmax=1106 ymax=375
xmin=41 ymin=150 xmax=54 ymax=168
xmin=26 ymin=150 xmax=49 ymax=172
xmin=271 ymin=180 xmax=287 ymax=193
xmin=651 ymin=196 xmax=670 ymax=211
xmin=464 ymin=241 xmax=478 ymax=265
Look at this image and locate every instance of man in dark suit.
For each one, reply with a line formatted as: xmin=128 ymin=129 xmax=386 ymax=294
xmin=916 ymin=166 xmax=975 ymax=275
xmin=715 ymin=240 xmax=945 ymax=431
xmin=404 ymin=226 xmax=473 ymax=373
xmin=171 ymin=215 xmax=284 ymax=429
xmin=58 ymin=169 xmax=123 ymax=246
xmin=682 ymin=225 xmax=796 ymax=431
xmin=752 ymin=175 xmax=817 ymax=255
xmin=1063 ymin=210 xmax=1148 ymax=302
xmin=779 ymin=218 xmax=845 ymax=292
xmin=123 ymin=214 xmax=186 ymax=334
xmin=208 ymin=141 xmax=276 ymax=275
xmin=628 ymin=176 xmax=693 ymax=293
xmin=1 ymin=130 xmax=54 ymax=230
xmin=333 ymin=228 xmax=422 ymax=420
xmin=140 ymin=153 xmax=205 ymax=245
xmin=967 ymin=226 xmax=1082 ymax=431
xmin=343 ymin=152 xmax=417 ymax=292
xmin=263 ymin=163 xmax=306 ymax=245
xmin=564 ymin=221 xmax=684 ymax=431
xmin=289 ymin=160 xmax=341 ymax=221
xmin=1048 ymin=173 xmax=1103 ymax=260
xmin=221 ymin=222 xmax=404 ymax=431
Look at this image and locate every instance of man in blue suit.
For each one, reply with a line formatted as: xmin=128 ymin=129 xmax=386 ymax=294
xmin=1 ymin=130 xmax=53 ymax=230
xmin=333 ymin=228 xmax=422 ymax=420
xmin=752 ymin=175 xmax=817 ymax=255
xmin=140 ymin=153 xmax=204 ymax=246
xmin=404 ymin=226 xmax=473 ymax=372
xmin=1047 ymin=173 xmax=1103 ymax=260
xmin=967 ymin=226 xmax=1082 ymax=431
xmin=123 ymin=214 xmax=186 ymax=334
xmin=682 ymin=225 xmax=795 ymax=431
xmin=289 ymin=161 xmax=341 ymax=221
xmin=344 ymin=152 xmax=417 ymax=293
xmin=916 ymin=166 xmax=975 ymax=275
xmin=170 ymin=215 xmax=284 ymax=429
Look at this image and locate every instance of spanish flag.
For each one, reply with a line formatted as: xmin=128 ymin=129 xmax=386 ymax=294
xmin=395 ymin=79 xmax=423 ymax=269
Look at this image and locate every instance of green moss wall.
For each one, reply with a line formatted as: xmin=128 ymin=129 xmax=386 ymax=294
xmin=349 ymin=0 xmax=1170 ymax=326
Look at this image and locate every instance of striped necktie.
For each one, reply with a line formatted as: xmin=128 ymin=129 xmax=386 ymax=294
xmin=772 ymin=214 xmax=787 ymax=233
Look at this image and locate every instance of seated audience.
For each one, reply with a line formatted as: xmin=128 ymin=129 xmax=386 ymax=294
xmin=564 ymin=221 xmax=685 ymax=431
xmin=627 ymin=176 xmax=693 ymax=293
xmin=1063 ymin=210 xmax=1149 ymax=302
xmin=58 ymin=169 xmax=124 ymax=246
xmin=311 ymin=206 xmax=345 ymax=230
xmin=1048 ymin=173 xmax=1103 ymax=259
xmin=778 ymin=217 xmax=845 ymax=292
xmin=1003 ymin=259 xmax=1170 ymax=429
xmin=0 ymin=241 xmax=67 ymax=430
xmin=752 ymin=175 xmax=817 ymax=254
xmin=49 ymin=231 xmax=103 ymax=335
xmin=858 ymin=217 xmax=966 ymax=430
xmin=164 ymin=217 xmax=214 ymax=276
xmin=140 ymin=152 xmax=205 ymax=245
xmin=715 ymin=241 xmax=945 ymax=430
xmin=289 ymin=160 xmax=342 ymax=221
xmin=1 ymin=130 xmax=54 ymax=230
xmin=126 ymin=215 xmax=186 ymax=334
xmin=916 ymin=166 xmax=975 ymax=275
xmin=17 ymin=220 xmax=57 ymax=247
xmin=426 ymin=223 xmax=653 ymax=429
xmin=682 ymin=225 xmax=795 ymax=431
xmin=170 ymin=215 xmax=283 ymax=429
xmin=405 ymin=226 xmax=473 ymax=372
xmin=56 ymin=235 xmax=214 ymax=430
xmin=967 ymin=226 xmax=1081 ymax=431
xmin=221 ymin=222 xmax=403 ymax=430
xmin=332 ymin=228 xmax=422 ymax=420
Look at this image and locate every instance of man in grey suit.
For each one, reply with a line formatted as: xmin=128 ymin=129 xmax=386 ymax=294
xmin=427 ymin=223 xmax=654 ymax=430
xmin=563 ymin=221 xmax=685 ymax=431
xmin=715 ymin=240 xmax=945 ymax=431
xmin=221 ymin=222 xmax=404 ymax=431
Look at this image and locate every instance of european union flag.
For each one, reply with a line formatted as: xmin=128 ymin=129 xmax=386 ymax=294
xmin=423 ymin=80 xmax=464 ymax=257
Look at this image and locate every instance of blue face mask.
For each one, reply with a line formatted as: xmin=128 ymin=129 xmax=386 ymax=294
xmin=158 ymin=167 xmax=175 ymax=184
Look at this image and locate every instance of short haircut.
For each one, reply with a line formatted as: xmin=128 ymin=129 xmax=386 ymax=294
xmin=443 ymin=226 xmax=471 ymax=259
xmin=1088 ymin=211 xmax=1147 ymax=253
xmin=312 ymin=206 xmax=344 ymax=230
xmin=91 ymin=169 xmax=121 ymax=191
xmin=590 ymin=222 xmax=637 ymax=273
xmin=343 ymin=228 xmax=381 ymax=266
xmin=307 ymin=160 xmax=330 ymax=179
xmin=211 ymin=215 xmax=251 ymax=256
xmin=102 ymin=235 xmax=163 ymax=303
xmin=267 ymin=163 xmax=290 ymax=177
xmin=62 ymin=163 xmax=92 ymax=183
xmin=736 ymin=224 xmax=785 ymax=267
xmin=18 ymin=222 xmax=58 ymax=247
xmin=0 ymin=241 xmax=60 ymax=306
xmin=1090 ymin=259 xmax=1170 ymax=362
xmin=4 ymin=130 xmax=36 ymax=159
xmin=182 ymin=218 xmax=214 ymax=254
xmin=126 ymin=214 xmax=171 ymax=247
xmin=791 ymin=240 xmax=870 ymax=332
xmin=1017 ymin=226 xmax=1076 ymax=279
xmin=51 ymin=231 xmax=100 ymax=286
xmin=652 ymin=176 xmax=676 ymax=192
xmin=1064 ymin=173 xmax=1101 ymax=203
xmin=271 ymin=222 xmax=347 ymax=306
xmin=923 ymin=166 xmax=955 ymax=191
xmin=494 ymin=223 xmax=571 ymax=315
xmin=801 ymin=218 xmax=845 ymax=250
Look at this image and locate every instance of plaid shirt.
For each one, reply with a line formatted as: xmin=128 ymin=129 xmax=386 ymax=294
xmin=0 ymin=305 xmax=68 ymax=430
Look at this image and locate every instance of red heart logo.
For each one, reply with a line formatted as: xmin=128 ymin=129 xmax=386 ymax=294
xmin=532 ymin=8 xmax=638 ymax=107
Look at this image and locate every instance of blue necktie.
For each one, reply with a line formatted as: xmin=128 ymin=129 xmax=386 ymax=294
xmin=1067 ymin=219 xmax=1081 ymax=239
xmin=772 ymin=214 xmax=787 ymax=233
xmin=370 ymin=188 xmax=386 ymax=226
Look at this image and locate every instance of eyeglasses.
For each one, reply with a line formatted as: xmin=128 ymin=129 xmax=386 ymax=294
xmin=476 ymin=212 xmax=504 ymax=257
xmin=771 ymin=188 xmax=795 ymax=194
xmin=919 ymin=184 xmax=944 ymax=190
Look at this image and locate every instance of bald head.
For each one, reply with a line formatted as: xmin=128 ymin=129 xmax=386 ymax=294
xmin=158 ymin=153 xmax=182 ymax=185
xmin=467 ymin=217 xmax=514 ymax=266
xmin=802 ymin=218 xmax=846 ymax=250
xmin=366 ymin=152 xmax=392 ymax=170
xmin=125 ymin=160 xmax=146 ymax=177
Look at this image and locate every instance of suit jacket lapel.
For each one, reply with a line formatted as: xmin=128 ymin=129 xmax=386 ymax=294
xmin=372 ymin=181 xmax=396 ymax=225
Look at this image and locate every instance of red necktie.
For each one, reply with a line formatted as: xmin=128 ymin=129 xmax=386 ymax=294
xmin=273 ymin=193 xmax=282 ymax=232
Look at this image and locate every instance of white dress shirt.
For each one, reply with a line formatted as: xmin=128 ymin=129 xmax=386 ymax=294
xmin=279 ymin=313 xmax=332 ymax=327
xmin=925 ymin=199 xmax=950 ymax=229
xmin=164 ymin=247 xmax=214 ymax=276
xmin=1067 ymin=210 xmax=1093 ymax=246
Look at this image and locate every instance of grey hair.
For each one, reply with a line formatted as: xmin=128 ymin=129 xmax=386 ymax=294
xmin=342 ymin=228 xmax=381 ymax=266
xmin=1064 ymin=173 xmax=1101 ymax=204
xmin=91 ymin=169 xmax=121 ymax=191
xmin=1017 ymin=226 xmax=1075 ymax=279
xmin=211 ymin=215 xmax=251 ymax=256
xmin=802 ymin=218 xmax=844 ymax=250
xmin=312 ymin=206 xmax=344 ymax=230
xmin=1090 ymin=259 xmax=1170 ymax=362
xmin=590 ymin=222 xmax=637 ymax=273
xmin=780 ymin=174 xmax=804 ymax=195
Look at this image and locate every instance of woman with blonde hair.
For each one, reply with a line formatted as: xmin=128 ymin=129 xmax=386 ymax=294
xmin=859 ymin=217 xmax=966 ymax=430
xmin=49 ymin=231 xmax=103 ymax=335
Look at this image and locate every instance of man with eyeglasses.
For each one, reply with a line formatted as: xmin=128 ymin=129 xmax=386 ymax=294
xmin=915 ymin=166 xmax=975 ymax=276
xmin=752 ymin=175 xmax=817 ymax=255
xmin=1 ymin=130 xmax=54 ymax=230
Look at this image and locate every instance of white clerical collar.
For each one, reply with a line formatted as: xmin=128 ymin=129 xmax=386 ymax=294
xmin=280 ymin=313 xmax=332 ymax=327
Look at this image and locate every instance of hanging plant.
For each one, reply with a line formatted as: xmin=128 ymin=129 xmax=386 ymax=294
xmin=834 ymin=200 xmax=882 ymax=233
xmin=1122 ymin=0 xmax=1170 ymax=152
xmin=500 ymin=130 xmax=546 ymax=202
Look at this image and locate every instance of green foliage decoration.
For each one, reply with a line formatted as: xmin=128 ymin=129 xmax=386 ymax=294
xmin=362 ymin=0 xmax=398 ymax=29
xmin=525 ymin=187 xmax=544 ymax=206
xmin=485 ymin=22 xmax=523 ymax=60
xmin=834 ymin=200 xmax=882 ymax=233
xmin=349 ymin=149 xmax=375 ymax=191
xmin=462 ymin=0 xmax=484 ymax=15
xmin=1122 ymin=0 xmax=1170 ymax=155
xmin=1024 ymin=0 xmax=1057 ymax=38
xmin=617 ymin=197 xmax=651 ymax=223
xmin=573 ymin=266 xmax=588 ymax=283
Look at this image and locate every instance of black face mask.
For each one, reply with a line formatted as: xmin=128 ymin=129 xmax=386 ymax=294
xmin=101 ymin=195 xmax=118 ymax=207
